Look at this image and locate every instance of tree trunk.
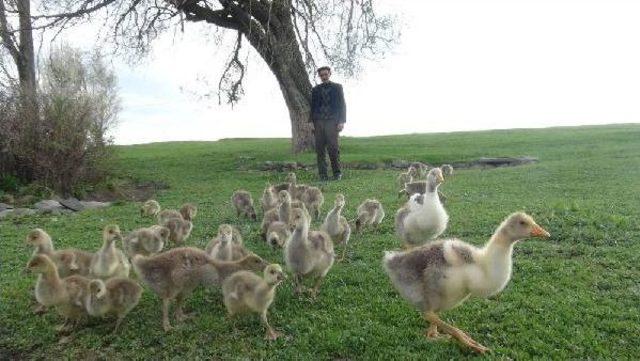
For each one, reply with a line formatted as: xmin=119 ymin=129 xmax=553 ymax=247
xmin=272 ymin=63 xmax=315 ymax=153
xmin=257 ymin=7 xmax=316 ymax=153
xmin=16 ymin=0 xmax=36 ymax=99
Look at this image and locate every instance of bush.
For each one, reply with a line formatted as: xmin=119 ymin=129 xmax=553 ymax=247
xmin=0 ymin=46 xmax=120 ymax=196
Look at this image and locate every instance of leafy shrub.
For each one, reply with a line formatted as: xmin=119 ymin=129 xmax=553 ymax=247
xmin=0 ymin=46 xmax=120 ymax=196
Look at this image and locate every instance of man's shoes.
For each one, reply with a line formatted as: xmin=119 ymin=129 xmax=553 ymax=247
xmin=333 ymin=173 xmax=343 ymax=181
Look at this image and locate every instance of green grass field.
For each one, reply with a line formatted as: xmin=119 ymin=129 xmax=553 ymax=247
xmin=2 ymin=124 xmax=639 ymax=359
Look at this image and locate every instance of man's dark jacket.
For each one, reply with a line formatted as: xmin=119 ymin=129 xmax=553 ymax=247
xmin=310 ymin=82 xmax=346 ymax=124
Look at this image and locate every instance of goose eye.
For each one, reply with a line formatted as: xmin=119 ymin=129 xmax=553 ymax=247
xmin=519 ymin=221 xmax=526 ymax=226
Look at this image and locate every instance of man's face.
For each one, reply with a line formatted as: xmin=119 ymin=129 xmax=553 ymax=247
xmin=319 ymin=70 xmax=331 ymax=83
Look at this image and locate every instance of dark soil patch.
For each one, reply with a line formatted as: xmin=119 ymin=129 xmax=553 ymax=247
xmin=86 ymin=180 xmax=169 ymax=202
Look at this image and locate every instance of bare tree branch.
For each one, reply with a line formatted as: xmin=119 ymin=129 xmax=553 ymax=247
xmin=218 ymin=29 xmax=244 ymax=104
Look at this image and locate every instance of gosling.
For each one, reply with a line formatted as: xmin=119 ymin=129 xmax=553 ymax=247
xmin=232 ymin=190 xmax=257 ymax=221
xmin=140 ymin=200 xmax=161 ymax=218
xmin=163 ymin=217 xmax=193 ymax=246
xmin=90 ymin=225 xmax=130 ymax=279
xmin=285 ymin=208 xmax=334 ymax=297
xmin=266 ymin=221 xmax=291 ymax=249
xmin=158 ymin=203 xmax=198 ymax=223
xmin=222 ymin=264 xmax=287 ymax=340
xmin=397 ymin=166 xmax=418 ymax=187
xmin=25 ymin=255 xmax=90 ymax=333
xmin=25 ymin=228 xmax=93 ymax=278
xmin=123 ymin=226 xmax=168 ymax=259
xmin=84 ymin=278 xmax=143 ymax=334
xmin=320 ymin=194 xmax=351 ymax=261
xmin=132 ymin=247 xmax=268 ymax=331
xmin=205 ymin=224 xmax=247 ymax=262
xmin=355 ymin=199 xmax=385 ymax=233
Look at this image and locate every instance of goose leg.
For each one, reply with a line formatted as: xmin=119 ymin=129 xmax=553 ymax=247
xmin=34 ymin=304 xmax=48 ymax=315
xmin=174 ymin=293 xmax=192 ymax=322
xmin=162 ymin=298 xmax=173 ymax=332
xmin=293 ymin=274 xmax=305 ymax=295
xmin=310 ymin=276 xmax=325 ymax=298
xmin=261 ymin=310 xmax=281 ymax=341
xmin=339 ymin=243 xmax=348 ymax=262
xmin=424 ymin=312 xmax=489 ymax=354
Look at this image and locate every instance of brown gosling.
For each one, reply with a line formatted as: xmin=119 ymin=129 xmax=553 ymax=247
xmin=222 ymin=264 xmax=287 ymax=340
xmin=383 ymin=212 xmax=550 ymax=354
xmin=205 ymin=224 xmax=238 ymax=261
xmin=441 ymin=164 xmax=454 ymax=176
xmin=162 ymin=217 xmax=193 ymax=246
xmin=123 ymin=226 xmax=169 ymax=259
xmin=25 ymin=228 xmax=93 ymax=278
xmin=355 ymin=199 xmax=386 ymax=233
xmin=84 ymin=278 xmax=143 ymax=334
xmin=320 ymin=194 xmax=351 ymax=262
xmin=140 ymin=200 xmax=161 ymax=218
xmin=260 ymin=190 xmax=292 ymax=238
xmin=299 ymin=186 xmax=324 ymax=220
xmin=261 ymin=184 xmax=279 ymax=214
xmin=410 ymin=161 xmax=430 ymax=178
xmin=232 ymin=190 xmax=257 ymax=221
xmin=25 ymin=255 xmax=90 ymax=333
xmin=284 ymin=208 xmax=334 ymax=297
xmin=266 ymin=221 xmax=291 ymax=249
xmin=132 ymin=247 xmax=268 ymax=332
xmin=158 ymin=203 xmax=198 ymax=223
xmin=90 ymin=225 xmax=130 ymax=279
xmin=397 ymin=166 xmax=418 ymax=187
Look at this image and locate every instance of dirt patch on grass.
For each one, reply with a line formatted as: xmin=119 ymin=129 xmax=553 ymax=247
xmin=86 ymin=180 xmax=170 ymax=202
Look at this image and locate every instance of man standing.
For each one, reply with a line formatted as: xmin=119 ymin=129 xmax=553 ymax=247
xmin=309 ymin=66 xmax=346 ymax=181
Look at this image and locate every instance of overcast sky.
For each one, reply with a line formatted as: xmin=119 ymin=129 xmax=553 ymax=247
xmin=59 ymin=0 xmax=640 ymax=144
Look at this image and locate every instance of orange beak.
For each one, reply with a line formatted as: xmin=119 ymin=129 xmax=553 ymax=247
xmin=530 ymin=224 xmax=550 ymax=238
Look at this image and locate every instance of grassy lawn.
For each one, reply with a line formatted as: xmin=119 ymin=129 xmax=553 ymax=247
xmin=1 ymin=124 xmax=639 ymax=359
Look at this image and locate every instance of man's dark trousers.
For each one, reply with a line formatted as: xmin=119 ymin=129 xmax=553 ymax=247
xmin=314 ymin=120 xmax=341 ymax=179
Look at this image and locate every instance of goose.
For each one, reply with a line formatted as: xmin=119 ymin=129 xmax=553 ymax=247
xmin=123 ymin=226 xmax=168 ymax=258
xmin=410 ymin=161 xmax=429 ymax=178
xmin=132 ymin=247 xmax=268 ymax=331
xmin=383 ymin=212 xmax=550 ymax=353
xmin=299 ymin=186 xmax=324 ymax=220
xmin=25 ymin=228 xmax=93 ymax=278
xmin=397 ymin=166 xmax=417 ymax=187
xmin=222 ymin=264 xmax=287 ymax=340
xmin=25 ymin=255 xmax=90 ymax=334
xmin=355 ymin=199 xmax=385 ymax=233
xmin=90 ymin=225 xmax=130 ymax=279
xmin=205 ymin=224 xmax=246 ymax=259
xmin=320 ymin=194 xmax=351 ymax=261
xmin=232 ymin=190 xmax=257 ymax=221
xmin=162 ymin=217 xmax=193 ymax=246
xmin=395 ymin=168 xmax=448 ymax=248
xmin=140 ymin=200 xmax=161 ymax=218
xmin=158 ymin=203 xmax=197 ymax=223
xmin=285 ymin=208 xmax=334 ymax=297
xmin=261 ymin=184 xmax=279 ymax=214
xmin=266 ymin=221 xmax=291 ymax=249
xmin=441 ymin=164 xmax=454 ymax=176
xmin=84 ymin=278 xmax=143 ymax=334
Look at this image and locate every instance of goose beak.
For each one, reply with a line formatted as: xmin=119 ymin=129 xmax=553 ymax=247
xmin=437 ymin=174 xmax=444 ymax=183
xmin=530 ymin=224 xmax=550 ymax=238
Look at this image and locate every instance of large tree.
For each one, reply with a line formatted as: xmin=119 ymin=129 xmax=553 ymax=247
xmin=1 ymin=0 xmax=36 ymax=98
xmin=31 ymin=0 xmax=398 ymax=152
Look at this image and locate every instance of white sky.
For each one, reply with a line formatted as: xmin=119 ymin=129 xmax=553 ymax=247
xmin=54 ymin=0 xmax=640 ymax=144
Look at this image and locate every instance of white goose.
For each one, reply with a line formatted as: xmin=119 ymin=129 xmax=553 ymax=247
xmin=383 ymin=212 xmax=550 ymax=353
xmin=395 ymin=167 xmax=448 ymax=248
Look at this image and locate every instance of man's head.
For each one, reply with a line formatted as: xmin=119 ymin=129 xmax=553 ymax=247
xmin=317 ymin=66 xmax=331 ymax=83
